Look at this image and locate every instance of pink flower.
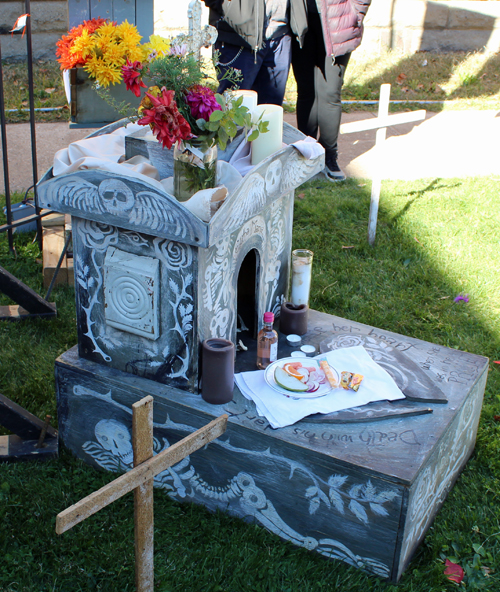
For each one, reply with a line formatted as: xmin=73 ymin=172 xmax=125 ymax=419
xmin=444 ymin=559 xmax=464 ymax=584
xmin=137 ymin=87 xmax=192 ymax=150
xmin=122 ymin=59 xmax=147 ymax=97
xmin=185 ymin=85 xmax=222 ymax=122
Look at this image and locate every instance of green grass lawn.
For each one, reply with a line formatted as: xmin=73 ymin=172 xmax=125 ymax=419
xmin=1 ymin=175 xmax=499 ymax=591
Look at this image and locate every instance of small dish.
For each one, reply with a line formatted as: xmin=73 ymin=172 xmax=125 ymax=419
xmin=264 ymin=357 xmax=339 ymax=399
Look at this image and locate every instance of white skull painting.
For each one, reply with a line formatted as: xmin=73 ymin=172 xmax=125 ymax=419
xmin=265 ymin=160 xmax=283 ymax=196
xmin=98 ymin=179 xmax=135 ymax=215
xmin=94 ymin=419 xmax=134 ymax=465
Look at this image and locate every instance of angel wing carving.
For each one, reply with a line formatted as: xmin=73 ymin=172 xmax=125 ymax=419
xmin=280 ymin=151 xmax=323 ymax=194
xmin=220 ymin=173 xmax=266 ymax=232
xmin=52 ymin=177 xmax=104 ymax=214
xmin=130 ymin=191 xmax=190 ymax=239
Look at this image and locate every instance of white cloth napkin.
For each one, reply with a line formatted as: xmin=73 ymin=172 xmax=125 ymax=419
xmin=234 ymin=345 xmax=405 ymax=429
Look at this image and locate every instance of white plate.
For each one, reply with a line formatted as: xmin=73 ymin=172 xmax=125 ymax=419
xmin=264 ymin=357 xmax=339 ymax=399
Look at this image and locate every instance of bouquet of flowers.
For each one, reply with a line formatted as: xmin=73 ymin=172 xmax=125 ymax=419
xmin=56 ymin=18 xmax=169 ymax=87
xmin=120 ymin=42 xmax=267 ymax=199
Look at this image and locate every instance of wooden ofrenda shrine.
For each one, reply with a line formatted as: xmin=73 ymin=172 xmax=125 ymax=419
xmin=36 ymin=122 xmax=488 ymax=581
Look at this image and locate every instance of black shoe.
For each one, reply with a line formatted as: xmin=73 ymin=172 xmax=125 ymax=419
xmin=324 ymin=152 xmax=346 ymax=182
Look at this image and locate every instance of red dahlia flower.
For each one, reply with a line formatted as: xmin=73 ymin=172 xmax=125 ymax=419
xmin=185 ymin=85 xmax=222 ymax=122
xmin=137 ymin=87 xmax=192 ymax=150
xmin=122 ymin=59 xmax=147 ymax=97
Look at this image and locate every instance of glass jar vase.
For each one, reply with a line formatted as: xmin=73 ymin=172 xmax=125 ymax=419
xmin=173 ymin=140 xmax=218 ymax=202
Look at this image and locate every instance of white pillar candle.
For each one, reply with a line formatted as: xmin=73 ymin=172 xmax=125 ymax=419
xmin=251 ymin=104 xmax=283 ymax=165
xmin=290 ymin=249 xmax=314 ymax=306
xmin=231 ymin=89 xmax=258 ymax=113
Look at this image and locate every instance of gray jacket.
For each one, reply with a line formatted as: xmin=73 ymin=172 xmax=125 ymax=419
xmin=203 ymin=0 xmax=308 ymax=51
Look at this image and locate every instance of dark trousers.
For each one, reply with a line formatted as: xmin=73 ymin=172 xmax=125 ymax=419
xmin=215 ymin=34 xmax=292 ymax=106
xmin=291 ymin=10 xmax=350 ymax=156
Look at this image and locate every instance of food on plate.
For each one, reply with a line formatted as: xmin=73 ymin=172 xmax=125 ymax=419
xmin=340 ymin=371 xmax=353 ymax=390
xmin=275 ymin=360 xmax=330 ymax=393
xmin=319 ymin=359 xmax=338 ymax=388
xmin=274 ymin=366 xmax=308 ymax=392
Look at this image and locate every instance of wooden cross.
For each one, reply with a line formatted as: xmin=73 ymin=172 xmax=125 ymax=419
xmin=340 ymin=84 xmax=426 ymax=245
xmin=56 ymin=396 xmax=228 ymax=592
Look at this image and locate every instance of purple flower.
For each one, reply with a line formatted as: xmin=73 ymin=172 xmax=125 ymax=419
xmin=169 ymin=43 xmax=188 ymax=57
xmin=185 ymin=85 xmax=222 ymax=121
xmin=454 ymin=293 xmax=469 ymax=303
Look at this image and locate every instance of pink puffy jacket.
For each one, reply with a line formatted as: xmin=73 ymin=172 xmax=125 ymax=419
xmin=317 ymin=0 xmax=371 ymax=59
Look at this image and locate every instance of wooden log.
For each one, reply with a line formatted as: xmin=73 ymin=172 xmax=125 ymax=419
xmin=132 ymin=396 xmax=154 ymax=592
xmin=0 ymin=393 xmax=57 ymax=440
xmin=0 ymin=434 xmax=58 ymax=462
xmin=56 ymin=414 xmax=228 ymax=534
xmin=0 ymin=265 xmax=56 ymax=316
xmin=43 ymin=227 xmax=68 ymax=288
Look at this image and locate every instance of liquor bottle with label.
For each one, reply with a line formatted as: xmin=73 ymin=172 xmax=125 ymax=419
xmin=256 ymin=312 xmax=278 ymax=369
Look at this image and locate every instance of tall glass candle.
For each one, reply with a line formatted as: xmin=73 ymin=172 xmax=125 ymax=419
xmin=231 ymin=89 xmax=258 ymax=113
xmin=251 ymin=104 xmax=283 ymax=165
xmin=290 ymin=249 xmax=314 ymax=307
xmin=201 ymin=338 xmax=235 ymax=404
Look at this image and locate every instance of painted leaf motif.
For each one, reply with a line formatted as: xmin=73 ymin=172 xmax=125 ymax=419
xmin=305 ymin=486 xmax=317 ymax=498
xmin=309 ymin=497 xmax=320 ymax=515
xmin=328 ymin=474 xmax=348 ymax=489
xmin=329 ymin=488 xmax=345 ymax=514
xmin=369 ymin=502 xmax=389 ymax=517
xmin=349 ymin=500 xmax=369 ymax=524
xmin=349 ymin=484 xmax=363 ymax=499
xmin=373 ymin=490 xmax=398 ymax=503
xmin=169 ymin=278 xmax=179 ymax=294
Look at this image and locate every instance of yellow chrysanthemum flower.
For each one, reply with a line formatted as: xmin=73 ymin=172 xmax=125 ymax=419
xmin=115 ymin=21 xmax=142 ymax=47
xmin=94 ymin=21 xmax=118 ymax=40
xmin=102 ymin=43 xmax=127 ymax=67
xmin=70 ymin=29 xmax=94 ymax=60
xmin=143 ymin=35 xmax=170 ymax=61
xmin=84 ymin=56 xmax=122 ymax=86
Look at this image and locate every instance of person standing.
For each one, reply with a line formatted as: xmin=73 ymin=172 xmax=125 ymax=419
xmin=203 ymin=0 xmax=307 ymax=106
xmin=291 ymin=0 xmax=371 ymax=180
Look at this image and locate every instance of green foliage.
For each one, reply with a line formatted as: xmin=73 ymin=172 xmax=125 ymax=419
xmin=196 ymin=94 xmax=269 ymax=150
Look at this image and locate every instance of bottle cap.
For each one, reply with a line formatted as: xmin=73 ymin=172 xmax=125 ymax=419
xmin=263 ymin=312 xmax=274 ymax=324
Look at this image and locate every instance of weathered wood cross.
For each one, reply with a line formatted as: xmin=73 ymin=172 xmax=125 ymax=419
xmin=187 ymin=0 xmax=217 ymax=59
xmin=56 ymin=396 xmax=228 ymax=592
xmin=340 ymin=83 xmax=426 ymax=245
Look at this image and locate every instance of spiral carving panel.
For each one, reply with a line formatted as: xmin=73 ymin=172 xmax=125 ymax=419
xmin=104 ymin=247 xmax=160 ymax=340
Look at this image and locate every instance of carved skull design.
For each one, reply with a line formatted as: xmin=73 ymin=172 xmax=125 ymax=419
xmin=265 ymin=160 xmax=283 ymax=196
xmin=99 ymin=179 xmax=135 ymax=215
xmin=95 ymin=419 xmax=133 ymax=464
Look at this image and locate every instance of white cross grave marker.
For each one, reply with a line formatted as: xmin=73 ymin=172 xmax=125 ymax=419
xmin=187 ymin=0 xmax=218 ymax=59
xmin=340 ymin=84 xmax=426 ymax=245
xmin=56 ymin=396 xmax=228 ymax=592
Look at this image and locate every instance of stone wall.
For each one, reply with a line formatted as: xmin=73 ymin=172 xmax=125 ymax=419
xmin=362 ymin=0 xmax=500 ymax=53
xmin=1 ymin=0 xmax=500 ymax=61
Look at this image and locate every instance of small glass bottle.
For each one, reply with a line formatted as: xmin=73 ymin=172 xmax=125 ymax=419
xmin=256 ymin=312 xmax=278 ymax=370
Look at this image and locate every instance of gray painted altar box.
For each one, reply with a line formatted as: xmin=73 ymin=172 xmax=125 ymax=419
xmin=54 ymin=310 xmax=488 ymax=582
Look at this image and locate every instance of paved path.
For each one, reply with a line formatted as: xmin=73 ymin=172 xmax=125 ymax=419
xmin=1 ymin=109 xmax=499 ymax=193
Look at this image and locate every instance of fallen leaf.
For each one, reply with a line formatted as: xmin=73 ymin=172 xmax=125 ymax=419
xmin=444 ymin=559 xmax=464 ymax=584
xmin=434 ymin=84 xmax=444 ymax=94
xmin=357 ymin=183 xmax=366 ymax=187
xmin=417 ymin=83 xmax=425 ymax=90
xmin=44 ymin=87 xmax=56 ymax=93
xmin=297 ymin=193 xmax=305 ymax=200
xmin=21 ymin=101 xmax=28 ymax=106
xmin=439 ymin=296 xmax=450 ymax=300
xmin=414 ymin=237 xmax=423 ymax=245
xmin=342 ymin=246 xmax=355 ymax=249
xmin=401 ymin=86 xmax=410 ymax=93
xmin=396 ymin=73 xmax=407 ymax=85
xmin=493 ymin=416 xmax=500 ymax=422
